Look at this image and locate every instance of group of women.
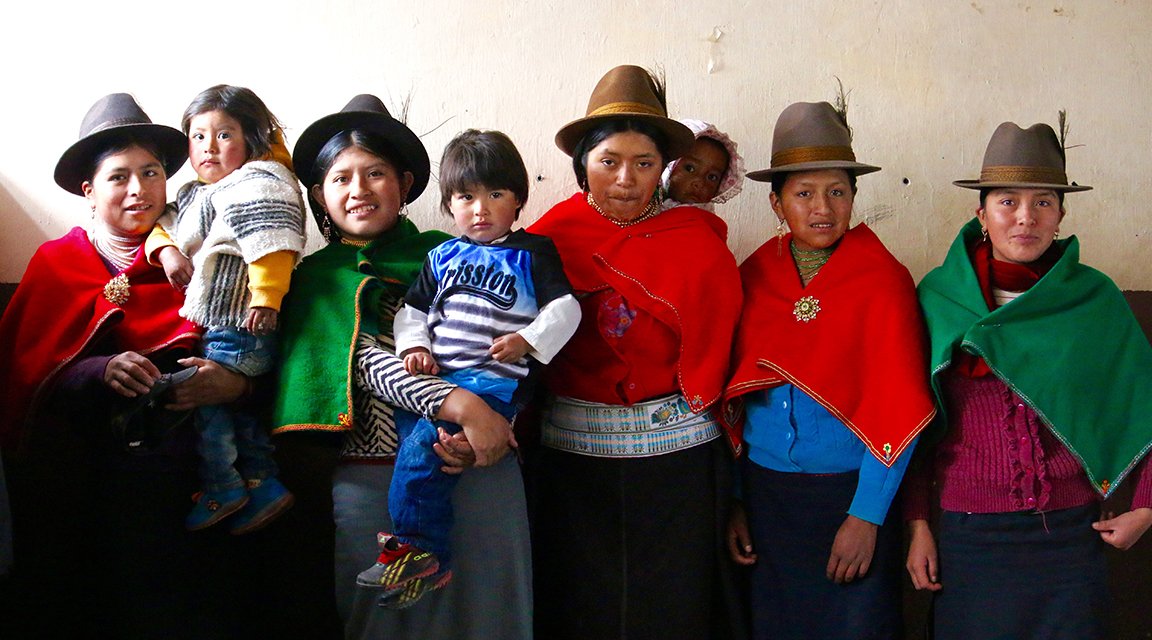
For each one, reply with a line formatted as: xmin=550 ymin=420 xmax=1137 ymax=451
xmin=1 ymin=64 xmax=1151 ymax=640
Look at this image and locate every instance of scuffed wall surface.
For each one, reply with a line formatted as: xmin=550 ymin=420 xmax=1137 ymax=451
xmin=1 ymin=0 xmax=1149 ymax=287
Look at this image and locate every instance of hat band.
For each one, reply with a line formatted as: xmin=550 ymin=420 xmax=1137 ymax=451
xmin=88 ymin=116 xmax=151 ymax=135
xmin=587 ymin=101 xmax=666 ymax=118
xmin=979 ymin=165 xmax=1068 ymax=185
xmin=771 ymin=145 xmax=856 ymax=168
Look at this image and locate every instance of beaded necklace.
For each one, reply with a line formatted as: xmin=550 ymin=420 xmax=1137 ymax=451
xmin=586 ymin=191 xmax=661 ymax=227
xmin=791 ymin=242 xmax=836 ymax=287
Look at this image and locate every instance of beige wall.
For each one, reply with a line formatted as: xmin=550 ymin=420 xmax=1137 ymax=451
xmin=2 ymin=0 xmax=1150 ymax=287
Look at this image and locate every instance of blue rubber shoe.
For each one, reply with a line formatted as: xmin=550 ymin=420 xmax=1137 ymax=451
xmin=229 ymin=477 xmax=295 ymax=535
xmin=186 ymin=486 xmax=248 ymax=531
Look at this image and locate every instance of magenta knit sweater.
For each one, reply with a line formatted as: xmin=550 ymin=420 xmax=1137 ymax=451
xmin=904 ymin=368 xmax=1152 ymax=520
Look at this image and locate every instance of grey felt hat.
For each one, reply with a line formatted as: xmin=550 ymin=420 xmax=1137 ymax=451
xmin=746 ymin=101 xmax=880 ymax=181
xmin=953 ymin=121 xmax=1091 ymax=192
xmin=54 ymin=93 xmax=187 ymax=195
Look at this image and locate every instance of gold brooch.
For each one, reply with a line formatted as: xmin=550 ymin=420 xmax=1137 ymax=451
xmin=103 ymin=273 xmax=130 ymax=306
xmin=793 ymin=296 xmax=820 ymax=323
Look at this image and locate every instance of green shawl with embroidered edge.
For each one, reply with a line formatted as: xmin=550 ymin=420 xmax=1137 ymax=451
xmin=272 ymin=219 xmax=451 ymax=434
xmin=918 ymin=217 xmax=1152 ymax=497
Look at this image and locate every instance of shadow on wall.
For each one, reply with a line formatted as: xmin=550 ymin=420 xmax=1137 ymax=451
xmin=0 ymin=175 xmax=51 ymax=285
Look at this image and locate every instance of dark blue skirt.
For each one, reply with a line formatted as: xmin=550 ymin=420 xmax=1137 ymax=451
xmin=934 ymin=504 xmax=1106 ymax=640
xmin=744 ymin=462 xmax=903 ymax=640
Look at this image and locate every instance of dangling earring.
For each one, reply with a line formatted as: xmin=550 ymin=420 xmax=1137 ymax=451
xmin=320 ymin=216 xmax=332 ymax=243
xmin=398 ymin=204 xmax=409 ymax=221
xmin=1054 ymin=228 xmax=1060 ymax=240
xmin=981 ymin=227 xmax=989 ymax=242
xmin=776 ymin=219 xmax=787 ymax=258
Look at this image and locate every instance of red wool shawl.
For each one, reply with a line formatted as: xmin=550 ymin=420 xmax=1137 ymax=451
xmin=721 ymin=224 xmax=935 ymax=465
xmin=0 ymin=227 xmax=200 ymax=449
xmin=529 ymin=194 xmax=743 ymax=416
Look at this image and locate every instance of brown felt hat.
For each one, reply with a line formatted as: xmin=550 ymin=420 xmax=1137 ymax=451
xmin=555 ymin=65 xmax=694 ymax=159
xmin=953 ymin=121 xmax=1091 ymax=192
xmin=746 ymin=101 xmax=880 ymax=181
xmin=54 ymin=93 xmax=188 ymax=196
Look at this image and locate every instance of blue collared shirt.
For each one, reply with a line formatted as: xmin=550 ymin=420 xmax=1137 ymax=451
xmin=744 ymin=385 xmax=916 ymax=525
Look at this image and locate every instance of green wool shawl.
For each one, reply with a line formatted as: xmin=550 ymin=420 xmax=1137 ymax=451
xmin=272 ymin=219 xmax=450 ymax=434
xmin=918 ymin=218 xmax=1152 ymax=497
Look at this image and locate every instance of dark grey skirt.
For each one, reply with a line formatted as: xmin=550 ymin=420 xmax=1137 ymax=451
xmin=934 ymin=504 xmax=1106 ymax=640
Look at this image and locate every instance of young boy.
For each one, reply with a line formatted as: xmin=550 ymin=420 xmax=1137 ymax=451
xmin=356 ymin=129 xmax=579 ymax=607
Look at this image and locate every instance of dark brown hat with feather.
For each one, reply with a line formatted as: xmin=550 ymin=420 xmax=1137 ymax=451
xmin=555 ymin=65 xmax=694 ymax=159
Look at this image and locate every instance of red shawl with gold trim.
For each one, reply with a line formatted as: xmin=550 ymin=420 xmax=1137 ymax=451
xmin=0 ymin=227 xmax=200 ymax=449
xmin=529 ymin=194 xmax=743 ymax=416
xmin=721 ymin=224 xmax=934 ymax=465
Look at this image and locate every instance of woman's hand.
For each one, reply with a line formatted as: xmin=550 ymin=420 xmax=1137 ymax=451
xmin=435 ymin=387 xmax=515 ymax=468
xmin=906 ymin=518 xmax=942 ymax=591
xmin=726 ymin=500 xmax=757 ymax=565
xmin=826 ymin=514 xmax=878 ymax=584
xmin=164 ymin=357 xmax=248 ymax=410
xmin=1094 ymin=508 xmax=1152 ymax=550
xmin=243 ymin=307 xmax=279 ymax=337
xmin=104 ymin=352 xmax=162 ymax=397
xmin=433 ymin=427 xmax=476 ymax=475
xmin=158 ymin=246 xmax=193 ymax=291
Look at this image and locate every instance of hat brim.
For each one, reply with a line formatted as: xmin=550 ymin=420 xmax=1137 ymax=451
xmin=555 ymin=113 xmax=696 ymax=160
xmin=54 ymin=123 xmax=188 ymax=196
xmin=746 ymin=161 xmax=881 ymax=183
xmin=952 ymin=179 xmax=1092 ymax=192
xmin=293 ymin=111 xmax=430 ymax=204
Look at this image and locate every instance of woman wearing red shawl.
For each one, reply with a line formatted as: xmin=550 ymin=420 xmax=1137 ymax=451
xmin=527 ymin=65 xmax=744 ymax=639
xmin=0 ymin=94 xmax=249 ymax=638
xmin=721 ymin=100 xmax=935 ymax=640
xmin=905 ymin=120 xmax=1152 ymax=639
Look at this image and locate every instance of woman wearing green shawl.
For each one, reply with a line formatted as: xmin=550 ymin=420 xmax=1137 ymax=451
xmin=904 ymin=120 xmax=1152 ymax=639
xmin=273 ymin=95 xmax=528 ymax=640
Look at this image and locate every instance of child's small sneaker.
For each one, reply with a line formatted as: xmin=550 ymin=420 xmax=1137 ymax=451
xmin=356 ymin=533 xmax=439 ymax=591
xmin=379 ymin=568 xmax=453 ymax=609
xmin=186 ymin=486 xmax=248 ymax=531
xmin=229 ymin=477 xmax=295 ymax=535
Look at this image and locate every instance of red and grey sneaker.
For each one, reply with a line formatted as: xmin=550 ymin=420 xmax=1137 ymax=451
xmin=378 ymin=568 xmax=453 ymax=609
xmin=356 ymin=533 xmax=439 ymax=591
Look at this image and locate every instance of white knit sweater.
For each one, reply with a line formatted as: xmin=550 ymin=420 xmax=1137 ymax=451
xmin=160 ymin=160 xmax=306 ymax=327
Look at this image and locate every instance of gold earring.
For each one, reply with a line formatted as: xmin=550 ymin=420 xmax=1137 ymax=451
xmin=1054 ymin=229 xmax=1060 ymax=240
xmin=776 ymin=219 xmax=787 ymax=257
xmin=981 ymin=227 xmax=988 ymax=241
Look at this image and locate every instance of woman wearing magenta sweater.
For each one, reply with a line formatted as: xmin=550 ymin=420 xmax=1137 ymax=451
xmin=905 ymin=119 xmax=1152 ymax=639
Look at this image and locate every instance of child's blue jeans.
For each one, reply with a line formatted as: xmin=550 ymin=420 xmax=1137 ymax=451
xmin=389 ymin=395 xmax=517 ymax=569
xmin=196 ymin=326 xmax=278 ymax=493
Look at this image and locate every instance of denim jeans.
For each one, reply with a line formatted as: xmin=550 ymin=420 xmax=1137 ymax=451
xmin=196 ymin=326 xmax=278 ymax=493
xmin=389 ymin=395 xmax=517 ymax=569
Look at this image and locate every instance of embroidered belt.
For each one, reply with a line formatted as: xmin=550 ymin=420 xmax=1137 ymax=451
xmin=542 ymin=394 xmax=720 ymax=458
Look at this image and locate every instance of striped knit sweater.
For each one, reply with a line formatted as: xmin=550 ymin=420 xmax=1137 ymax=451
xmin=165 ymin=160 xmax=305 ymax=327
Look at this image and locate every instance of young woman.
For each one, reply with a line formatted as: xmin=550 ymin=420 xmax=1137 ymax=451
xmin=905 ymin=120 xmax=1152 ymax=639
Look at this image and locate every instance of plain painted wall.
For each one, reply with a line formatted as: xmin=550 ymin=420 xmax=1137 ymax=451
xmin=2 ymin=0 xmax=1150 ymax=287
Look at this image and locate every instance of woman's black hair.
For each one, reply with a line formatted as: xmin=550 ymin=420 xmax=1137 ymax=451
xmin=978 ymin=187 xmax=1064 ymax=209
xmin=307 ymin=128 xmax=409 ymax=241
xmin=181 ymin=85 xmax=283 ymax=162
xmin=439 ymin=129 xmax=529 ymax=217
xmin=84 ymin=132 xmax=168 ymax=184
xmin=571 ymin=119 xmax=672 ymax=191
xmin=770 ymin=170 xmax=858 ymax=197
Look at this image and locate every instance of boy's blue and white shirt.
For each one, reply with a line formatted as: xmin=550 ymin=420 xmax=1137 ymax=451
xmin=397 ymin=230 xmax=577 ymax=405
